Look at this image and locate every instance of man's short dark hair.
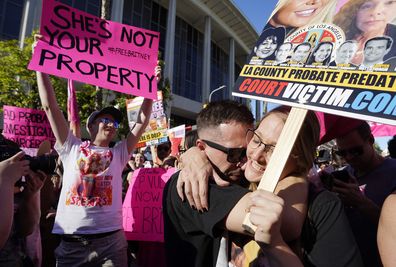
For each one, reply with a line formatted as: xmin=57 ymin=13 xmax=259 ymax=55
xmin=184 ymin=129 xmax=198 ymax=149
xmin=197 ymin=101 xmax=254 ymax=135
xmin=294 ymin=42 xmax=311 ymax=52
xmin=364 ymin=36 xmax=393 ymax=50
xmin=388 ymin=135 xmax=396 ymax=158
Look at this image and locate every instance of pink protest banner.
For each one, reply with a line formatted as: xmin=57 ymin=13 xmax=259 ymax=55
xmin=28 ymin=0 xmax=159 ymax=99
xmin=122 ymin=167 xmax=176 ymax=242
xmin=2 ymin=105 xmax=56 ymax=148
xmin=369 ymin=122 xmax=396 ymax=137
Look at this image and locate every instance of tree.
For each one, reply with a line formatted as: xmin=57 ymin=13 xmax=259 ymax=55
xmin=0 ymin=34 xmax=97 ymax=129
xmin=0 ymin=36 xmax=68 ymax=112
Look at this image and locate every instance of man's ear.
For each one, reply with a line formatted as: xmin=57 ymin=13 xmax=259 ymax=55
xmin=196 ymin=139 xmax=206 ymax=151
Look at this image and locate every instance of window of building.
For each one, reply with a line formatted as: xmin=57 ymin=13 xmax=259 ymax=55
xmin=210 ymin=43 xmax=229 ymax=102
xmin=122 ymin=0 xmax=166 ymax=55
xmin=0 ymin=0 xmax=24 ymax=40
xmin=173 ymin=17 xmax=203 ymax=102
xmin=59 ymin=0 xmax=100 ymax=16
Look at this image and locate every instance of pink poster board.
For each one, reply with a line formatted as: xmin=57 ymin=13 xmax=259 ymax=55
xmin=122 ymin=167 xmax=176 ymax=242
xmin=2 ymin=105 xmax=56 ymax=148
xmin=28 ymin=0 xmax=159 ymax=99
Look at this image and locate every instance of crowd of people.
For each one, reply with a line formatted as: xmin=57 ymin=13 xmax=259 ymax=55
xmin=2 ymin=91 xmax=396 ymax=266
xmin=1 ymin=0 xmax=396 ymax=266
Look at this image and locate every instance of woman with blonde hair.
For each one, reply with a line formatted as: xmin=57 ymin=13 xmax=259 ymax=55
xmin=267 ymin=0 xmax=338 ymax=36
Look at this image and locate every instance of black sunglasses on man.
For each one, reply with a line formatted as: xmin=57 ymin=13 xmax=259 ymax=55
xmin=202 ymin=139 xmax=246 ymax=163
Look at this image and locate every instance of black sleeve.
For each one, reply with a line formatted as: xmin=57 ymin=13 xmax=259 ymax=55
xmin=305 ymin=191 xmax=364 ymax=267
xmin=166 ymin=172 xmax=250 ymax=238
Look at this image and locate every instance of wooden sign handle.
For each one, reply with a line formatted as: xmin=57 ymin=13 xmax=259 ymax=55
xmin=242 ymin=107 xmax=308 ymax=242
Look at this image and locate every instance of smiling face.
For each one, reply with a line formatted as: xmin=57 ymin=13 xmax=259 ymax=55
xmin=336 ymin=42 xmax=358 ymax=64
xmin=363 ymin=39 xmax=390 ymax=64
xmin=135 ymin=153 xmax=145 ymax=166
xmin=313 ymin=43 xmax=333 ymax=62
xmin=270 ymin=0 xmax=331 ymax=28
xmin=243 ymin=114 xmax=285 ymax=183
xmin=90 ymin=114 xmax=117 ymax=145
xmin=356 ymin=0 xmax=396 ymax=35
xmin=256 ymin=37 xmax=278 ymax=58
xmin=291 ymin=44 xmax=311 ymax=62
xmin=198 ymin=122 xmax=250 ymax=185
xmin=275 ymin=43 xmax=293 ymax=63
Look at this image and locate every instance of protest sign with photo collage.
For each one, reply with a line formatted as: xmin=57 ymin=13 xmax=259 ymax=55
xmin=232 ymin=0 xmax=396 ymax=125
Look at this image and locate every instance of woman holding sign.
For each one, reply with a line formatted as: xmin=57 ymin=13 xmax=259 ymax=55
xmin=178 ymin=106 xmax=363 ymax=267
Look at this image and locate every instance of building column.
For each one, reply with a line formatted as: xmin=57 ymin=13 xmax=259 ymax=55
xmin=164 ymin=0 xmax=176 ymax=119
xmin=164 ymin=0 xmax=176 ymax=84
xmin=255 ymin=100 xmax=261 ymax=121
xmin=228 ymin=38 xmax=235 ymax=99
xmin=19 ymin=0 xmax=41 ymax=49
xmin=202 ymin=16 xmax=211 ymax=103
xmin=110 ymin=0 xmax=124 ymax=23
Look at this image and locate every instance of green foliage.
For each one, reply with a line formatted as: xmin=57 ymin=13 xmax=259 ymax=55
xmin=374 ymin=142 xmax=383 ymax=155
xmin=0 ymin=35 xmax=68 ymax=112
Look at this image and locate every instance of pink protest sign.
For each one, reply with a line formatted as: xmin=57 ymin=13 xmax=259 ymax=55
xmin=369 ymin=122 xmax=396 ymax=137
xmin=28 ymin=0 xmax=159 ymax=99
xmin=2 ymin=105 xmax=56 ymax=148
xmin=122 ymin=167 xmax=176 ymax=242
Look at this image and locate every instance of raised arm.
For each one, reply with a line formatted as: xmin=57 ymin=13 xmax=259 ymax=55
xmin=126 ymin=64 xmax=161 ymax=154
xmin=36 ymin=72 xmax=69 ymax=145
xmin=126 ymin=98 xmax=152 ymax=154
xmin=378 ymin=192 xmax=396 ymax=267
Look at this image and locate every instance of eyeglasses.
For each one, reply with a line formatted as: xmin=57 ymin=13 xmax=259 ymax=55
xmin=246 ymin=129 xmax=276 ymax=154
xmin=202 ymin=139 xmax=246 ymax=163
xmin=97 ymin=118 xmax=120 ymax=128
xmin=334 ymin=146 xmax=364 ymax=158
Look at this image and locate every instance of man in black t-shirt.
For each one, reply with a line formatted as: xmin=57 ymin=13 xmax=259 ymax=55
xmin=163 ymin=101 xmax=296 ymax=267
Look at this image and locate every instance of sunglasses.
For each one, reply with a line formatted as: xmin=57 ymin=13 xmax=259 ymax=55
xmin=98 ymin=118 xmax=120 ymax=129
xmin=334 ymin=146 xmax=364 ymax=158
xmin=202 ymin=139 xmax=246 ymax=163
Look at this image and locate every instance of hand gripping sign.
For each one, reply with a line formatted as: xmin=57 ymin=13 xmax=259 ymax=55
xmin=28 ymin=0 xmax=159 ymax=99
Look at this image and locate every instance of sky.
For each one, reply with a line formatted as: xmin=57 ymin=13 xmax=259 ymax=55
xmin=231 ymin=0 xmax=392 ymax=151
xmin=232 ymin=0 xmax=278 ymax=33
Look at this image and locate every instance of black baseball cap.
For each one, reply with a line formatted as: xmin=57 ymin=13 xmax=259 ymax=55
xmin=86 ymin=107 xmax=123 ymax=132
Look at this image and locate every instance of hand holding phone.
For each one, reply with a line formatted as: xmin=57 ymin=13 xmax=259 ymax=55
xmin=332 ymin=169 xmax=350 ymax=183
